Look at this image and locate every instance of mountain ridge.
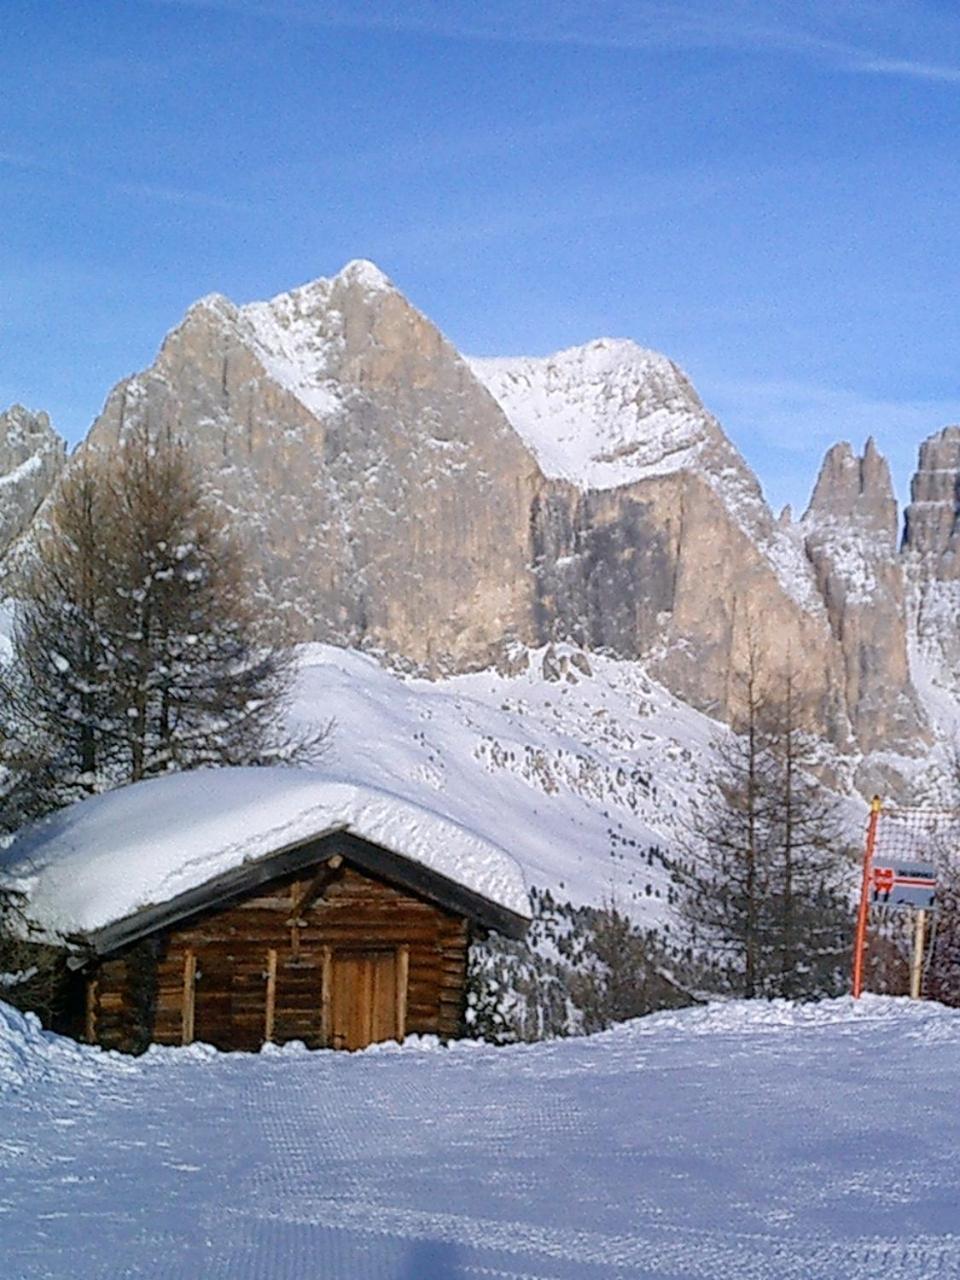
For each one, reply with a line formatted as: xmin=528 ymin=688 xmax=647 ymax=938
xmin=2 ymin=260 xmax=958 ymax=805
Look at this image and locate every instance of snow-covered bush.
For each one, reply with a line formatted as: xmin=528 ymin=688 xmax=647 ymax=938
xmin=466 ymin=885 xmax=694 ymax=1043
xmin=0 ymin=885 xmax=63 ymax=1023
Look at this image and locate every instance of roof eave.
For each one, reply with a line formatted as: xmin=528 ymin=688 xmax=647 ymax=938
xmin=84 ymin=829 xmax=530 ymax=956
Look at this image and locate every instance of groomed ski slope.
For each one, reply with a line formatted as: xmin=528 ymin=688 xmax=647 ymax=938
xmin=2 ymin=996 xmax=960 ymax=1279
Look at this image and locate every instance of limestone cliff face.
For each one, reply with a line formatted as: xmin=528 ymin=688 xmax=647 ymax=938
xmin=476 ymin=342 xmax=850 ymax=738
xmin=530 ymin=471 xmax=849 ymax=737
xmin=0 ymin=405 xmax=65 ymax=561
xmin=82 ymin=262 xmax=543 ymax=670
xmin=903 ymin=426 xmax=960 ymax=696
xmin=801 ymin=440 xmax=927 ymax=754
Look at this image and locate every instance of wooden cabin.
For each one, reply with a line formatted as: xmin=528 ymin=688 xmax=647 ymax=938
xmin=0 ymin=768 xmax=530 ymax=1054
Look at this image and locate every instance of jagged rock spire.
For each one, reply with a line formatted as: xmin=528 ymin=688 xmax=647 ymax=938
xmin=805 ymin=437 xmax=898 ymax=546
xmin=903 ymin=425 xmax=960 ymax=560
xmin=802 ymin=436 xmax=926 ymax=756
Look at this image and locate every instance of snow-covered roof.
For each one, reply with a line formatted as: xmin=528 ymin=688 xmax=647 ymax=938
xmin=0 ymin=767 xmax=531 ymax=941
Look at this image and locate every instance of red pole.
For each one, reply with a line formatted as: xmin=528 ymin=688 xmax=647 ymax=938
xmin=852 ymin=796 xmax=883 ymax=998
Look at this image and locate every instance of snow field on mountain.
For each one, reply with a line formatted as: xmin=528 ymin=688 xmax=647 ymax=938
xmin=3 ymin=995 xmax=960 ymax=1278
xmin=289 ymin=643 xmax=727 ymax=927
xmin=470 ymin=340 xmax=824 ymax=615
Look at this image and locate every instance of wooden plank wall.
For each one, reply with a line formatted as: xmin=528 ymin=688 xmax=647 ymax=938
xmin=89 ymin=860 xmax=469 ymax=1054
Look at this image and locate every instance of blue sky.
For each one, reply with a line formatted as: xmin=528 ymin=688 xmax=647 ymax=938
xmin=3 ymin=1 xmax=960 ymax=514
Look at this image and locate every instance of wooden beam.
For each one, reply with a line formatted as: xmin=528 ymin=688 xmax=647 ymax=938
xmin=287 ymin=858 xmax=345 ymax=924
xmin=396 ymin=945 xmax=409 ymax=1043
xmin=320 ymin=946 xmax=332 ymax=1047
xmin=84 ymin=975 xmax=98 ymax=1044
xmin=911 ymin=909 xmax=927 ymax=1000
xmin=181 ymin=949 xmax=196 ymax=1045
xmin=289 ymin=883 xmax=301 ymax=961
xmin=264 ymin=948 xmax=278 ymax=1043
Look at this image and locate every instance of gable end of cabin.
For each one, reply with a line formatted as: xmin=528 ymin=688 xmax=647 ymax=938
xmin=71 ymin=839 xmax=475 ymax=1055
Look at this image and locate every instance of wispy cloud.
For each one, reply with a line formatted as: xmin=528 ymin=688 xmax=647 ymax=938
xmin=361 ymin=161 xmax=745 ymax=260
xmin=851 ymin=56 xmax=960 ymax=84
xmin=0 ymin=148 xmax=250 ymax=213
xmin=149 ymin=0 xmax=960 ymax=83
xmin=698 ymin=372 xmax=960 ymax=509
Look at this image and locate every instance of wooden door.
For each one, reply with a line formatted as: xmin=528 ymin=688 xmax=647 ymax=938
xmin=190 ymin=950 xmax=266 ymax=1051
xmin=190 ymin=949 xmax=233 ymax=1049
xmin=328 ymin=949 xmax=407 ymax=1050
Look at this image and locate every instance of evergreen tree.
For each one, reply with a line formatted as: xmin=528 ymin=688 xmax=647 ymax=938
xmin=673 ymin=639 xmax=778 ymax=997
xmin=926 ymin=868 xmax=960 ymax=1006
xmin=673 ymin=647 xmax=851 ymax=999
xmin=0 ymin=424 xmax=323 ymax=822
xmin=922 ymin=748 xmax=960 ymax=1006
xmin=0 ymin=458 xmax=123 ymax=818
xmin=103 ymin=423 xmax=306 ymax=781
xmin=764 ymin=665 xmax=851 ymax=998
xmin=0 ymin=882 xmax=63 ymax=1021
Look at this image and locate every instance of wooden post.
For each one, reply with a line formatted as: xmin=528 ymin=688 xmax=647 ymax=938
xmin=396 ymin=945 xmax=409 ymax=1043
xmin=852 ymin=797 xmax=883 ymax=998
xmin=84 ymin=976 xmax=98 ymax=1044
xmin=264 ymin=948 xmax=278 ymax=1043
xmin=290 ymin=882 xmax=301 ymax=962
xmin=320 ymin=946 xmax=332 ymax=1047
xmin=181 ymin=949 xmax=197 ymax=1045
xmin=910 ymin=909 xmax=927 ymax=1000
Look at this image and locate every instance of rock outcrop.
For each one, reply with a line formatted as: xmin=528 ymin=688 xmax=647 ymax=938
xmin=476 ymin=342 xmax=849 ymax=737
xmin=903 ymin=425 xmax=960 ymax=697
xmin=82 ymin=262 xmax=542 ymax=670
xmin=0 ymin=405 xmax=65 ymax=561
xmin=802 ymin=439 xmax=927 ymax=754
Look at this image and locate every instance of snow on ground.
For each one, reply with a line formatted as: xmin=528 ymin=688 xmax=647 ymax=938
xmin=289 ymin=643 xmax=728 ymax=928
xmin=3 ymin=994 xmax=960 ymax=1278
xmin=0 ymin=768 xmax=529 ymax=938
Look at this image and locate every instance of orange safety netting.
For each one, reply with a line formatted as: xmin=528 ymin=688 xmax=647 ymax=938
xmin=852 ymin=803 xmax=960 ymax=997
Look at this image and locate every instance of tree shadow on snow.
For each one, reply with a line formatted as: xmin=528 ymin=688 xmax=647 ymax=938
xmin=396 ymin=1239 xmax=463 ymax=1278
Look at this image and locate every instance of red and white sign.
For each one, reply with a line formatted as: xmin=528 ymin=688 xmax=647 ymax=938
xmin=872 ymin=866 xmax=895 ymax=896
xmin=871 ymin=863 xmax=936 ymax=909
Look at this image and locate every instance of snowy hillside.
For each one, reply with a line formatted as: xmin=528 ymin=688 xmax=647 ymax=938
xmin=288 ymin=643 xmax=863 ymax=926
xmin=4 ymin=994 xmax=960 ymax=1277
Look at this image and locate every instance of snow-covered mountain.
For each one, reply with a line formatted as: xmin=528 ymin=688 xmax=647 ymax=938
xmin=3 ymin=259 xmax=960 ymax=897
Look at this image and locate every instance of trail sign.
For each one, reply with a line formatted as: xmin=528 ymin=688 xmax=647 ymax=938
xmin=870 ymin=862 xmax=936 ymax=910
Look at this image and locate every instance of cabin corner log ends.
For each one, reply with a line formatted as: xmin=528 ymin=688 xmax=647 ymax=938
xmin=73 ymin=836 xmax=489 ymax=1055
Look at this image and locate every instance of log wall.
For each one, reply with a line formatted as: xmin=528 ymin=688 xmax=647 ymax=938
xmin=86 ymin=852 xmax=470 ymax=1055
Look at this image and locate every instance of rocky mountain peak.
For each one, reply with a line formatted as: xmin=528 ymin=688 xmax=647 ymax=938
xmin=0 ymin=404 xmax=67 ymax=561
xmin=901 ymin=426 xmax=960 ymax=701
xmin=335 ymin=258 xmax=395 ymax=293
xmin=903 ymin=425 xmax=960 ymax=562
xmin=800 ymin=435 xmax=924 ymax=757
xmin=7 ymin=264 xmax=946 ymax=793
xmin=469 ymin=339 xmax=714 ymax=491
xmin=804 ymin=438 xmax=898 ymax=546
